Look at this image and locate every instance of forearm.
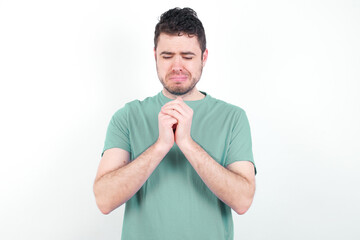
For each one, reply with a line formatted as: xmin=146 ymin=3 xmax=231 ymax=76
xmin=179 ymin=139 xmax=255 ymax=214
xmin=94 ymin=142 xmax=168 ymax=214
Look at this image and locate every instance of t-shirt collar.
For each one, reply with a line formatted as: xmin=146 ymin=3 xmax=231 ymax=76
xmin=158 ymin=90 xmax=209 ymax=108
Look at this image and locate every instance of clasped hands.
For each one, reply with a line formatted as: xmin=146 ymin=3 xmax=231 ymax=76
xmin=157 ymin=97 xmax=194 ymax=152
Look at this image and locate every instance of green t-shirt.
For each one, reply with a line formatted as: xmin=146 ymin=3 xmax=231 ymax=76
xmin=103 ymin=91 xmax=255 ymax=240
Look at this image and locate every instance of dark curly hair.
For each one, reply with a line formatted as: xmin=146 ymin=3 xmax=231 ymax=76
xmin=154 ymin=7 xmax=206 ymax=54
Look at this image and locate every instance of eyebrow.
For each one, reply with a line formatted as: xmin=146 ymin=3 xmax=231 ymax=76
xmin=181 ymin=51 xmax=196 ymax=56
xmin=160 ymin=51 xmax=196 ymax=56
xmin=160 ymin=51 xmax=174 ymax=55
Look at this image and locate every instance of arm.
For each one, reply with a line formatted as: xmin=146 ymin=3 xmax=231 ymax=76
xmin=161 ymin=98 xmax=256 ymax=215
xmin=178 ymin=139 xmax=255 ymax=215
xmin=93 ymin=143 xmax=167 ymax=214
xmin=93 ymin=111 xmax=177 ymax=215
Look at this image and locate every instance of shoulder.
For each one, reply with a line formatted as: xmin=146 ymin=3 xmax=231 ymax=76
xmin=112 ymin=93 xmax=160 ymax=118
xmin=206 ymin=95 xmax=247 ymax=117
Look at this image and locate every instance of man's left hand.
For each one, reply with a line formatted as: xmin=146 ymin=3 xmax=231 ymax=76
xmin=160 ymin=97 xmax=194 ymax=148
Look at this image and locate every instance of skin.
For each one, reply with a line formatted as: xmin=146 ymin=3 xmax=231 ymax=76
xmin=155 ymin=33 xmax=208 ymax=100
xmin=93 ymin=33 xmax=256 ymax=215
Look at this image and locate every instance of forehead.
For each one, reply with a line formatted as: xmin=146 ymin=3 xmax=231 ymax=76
xmin=156 ymin=33 xmax=201 ymax=53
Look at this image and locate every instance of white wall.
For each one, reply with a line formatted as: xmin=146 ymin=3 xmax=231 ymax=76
xmin=1 ymin=0 xmax=359 ymax=239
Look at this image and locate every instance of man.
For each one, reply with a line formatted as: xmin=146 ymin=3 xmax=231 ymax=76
xmin=94 ymin=7 xmax=256 ymax=240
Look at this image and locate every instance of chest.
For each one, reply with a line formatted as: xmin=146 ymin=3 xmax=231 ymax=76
xmin=128 ymin=107 xmax=234 ymax=166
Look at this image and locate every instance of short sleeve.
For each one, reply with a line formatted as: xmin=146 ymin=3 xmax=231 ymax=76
xmin=225 ymin=110 xmax=256 ymax=174
xmin=102 ymin=105 xmax=131 ymax=156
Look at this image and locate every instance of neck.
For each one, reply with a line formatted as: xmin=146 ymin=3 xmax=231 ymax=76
xmin=162 ymin=88 xmax=205 ymax=101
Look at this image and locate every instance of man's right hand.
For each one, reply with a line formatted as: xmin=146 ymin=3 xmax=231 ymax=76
xmin=156 ymin=110 xmax=178 ymax=153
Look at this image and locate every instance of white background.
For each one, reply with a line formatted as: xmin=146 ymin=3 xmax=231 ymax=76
xmin=1 ymin=0 xmax=359 ymax=239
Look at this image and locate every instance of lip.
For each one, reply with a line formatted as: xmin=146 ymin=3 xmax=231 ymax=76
xmin=169 ymin=75 xmax=188 ymax=82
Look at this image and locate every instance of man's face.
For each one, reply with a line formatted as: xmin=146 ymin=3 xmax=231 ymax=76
xmin=155 ymin=33 xmax=208 ymax=96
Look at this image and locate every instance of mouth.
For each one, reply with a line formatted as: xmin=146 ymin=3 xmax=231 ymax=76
xmin=169 ymin=74 xmax=188 ymax=82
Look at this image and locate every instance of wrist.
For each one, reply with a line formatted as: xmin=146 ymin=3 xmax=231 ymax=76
xmin=176 ymin=137 xmax=195 ymax=152
xmin=153 ymin=139 xmax=172 ymax=156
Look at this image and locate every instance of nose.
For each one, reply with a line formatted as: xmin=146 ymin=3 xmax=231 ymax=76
xmin=171 ymin=56 xmax=183 ymax=73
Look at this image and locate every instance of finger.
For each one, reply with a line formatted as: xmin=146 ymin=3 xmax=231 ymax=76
xmin=162 ymin=100 xmax=177 ymax=109
xmin=165 ymin=114 xmax=178 ymax=124
xmin=159 ymin=113 xmax=178 ymax=127
xmin=161 ymin=108 xmax=183 ymax=122
xmin=160 ymin=111 xmax=177 ymax=121
xmin=164 ymin=99 xmax=192 ymax=115
xmin=163 ymin=97 xmax=183 ymax=106
xmin=162 ymin=103 xmax=187 ymax=116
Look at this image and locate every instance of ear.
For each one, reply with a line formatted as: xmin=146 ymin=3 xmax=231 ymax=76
xmin=202 ymin=49 xmax=208 ymax=67
xmin=154 ymin=48 xmax=157 ymax=60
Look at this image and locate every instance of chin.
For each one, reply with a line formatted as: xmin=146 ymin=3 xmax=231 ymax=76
xmin=167 ymin=86 xmax=194 ymax=96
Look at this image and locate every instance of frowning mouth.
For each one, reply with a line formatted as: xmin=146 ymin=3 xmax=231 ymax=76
xmin=169 ymin=74 xmax=188 ymax=82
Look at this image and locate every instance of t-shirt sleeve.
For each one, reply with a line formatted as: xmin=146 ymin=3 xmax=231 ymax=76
xmin=225 ymin=110 xmax=256 ymax=174
xmin=101 ymin=105 xmax=131 ymax=156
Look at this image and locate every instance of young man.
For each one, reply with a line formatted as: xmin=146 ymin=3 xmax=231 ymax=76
xmin=94 ymin=7 xmax=256 ymax=240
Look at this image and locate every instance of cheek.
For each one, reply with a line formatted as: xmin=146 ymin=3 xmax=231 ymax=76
xmin=157 ymin=61 xmax=172 ymax=72
xmin=184 ymin=64 xmax=197 ymax=74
